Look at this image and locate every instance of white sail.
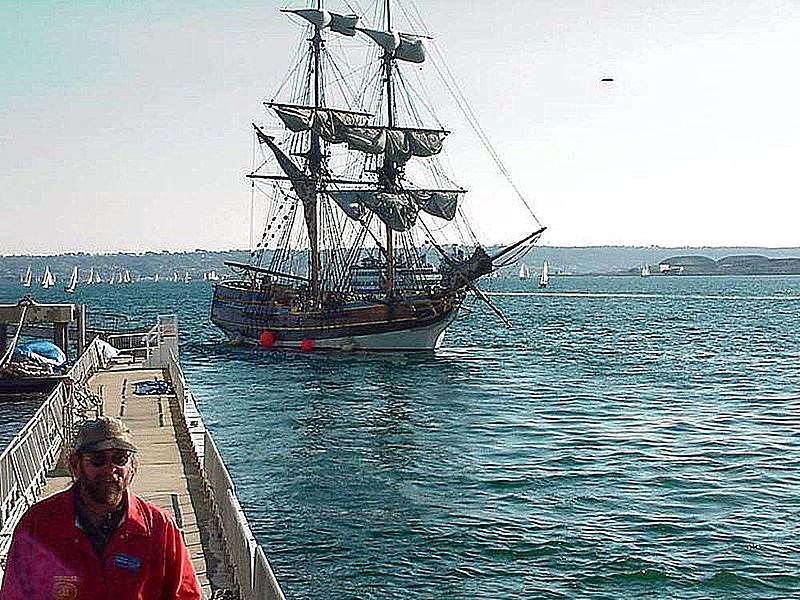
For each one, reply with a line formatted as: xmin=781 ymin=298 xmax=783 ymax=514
xmin=518 ymin=263 xmax=530 ymax=279
xmin=64 ymin=266 xmax=79 ymax=293
xmin=21 ymin=266 xmax=32 ymax=287
xmin=94 ymin=271 xmax=103 ymax=284
xmin=359 ymin=29 xmax=426 ymax=63
xmin=85 ymin=267 xmax=95 ymax=285
xmin=641 ymin=264 xmax=651 ymax=277
xmin=284 ymin=9 xmax=359 ymax=36
xmin=123 ymin=269 xmax=132 ymax=284
xmin=539 ymin=261 xmax=549 ymax=288
xmin=184 ymin=272 xmax=192 ymax=284
xmin=40 ymin=266 xmax=56 ymax=288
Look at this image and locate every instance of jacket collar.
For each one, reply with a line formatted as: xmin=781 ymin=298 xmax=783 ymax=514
xmin=68 ymin=485 xmax=149 ymax=535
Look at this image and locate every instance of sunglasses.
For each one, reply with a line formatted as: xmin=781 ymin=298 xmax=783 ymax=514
xmin=83 ymin=450 xmax=133 ymax=467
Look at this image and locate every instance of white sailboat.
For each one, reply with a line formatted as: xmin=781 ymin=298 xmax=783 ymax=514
xmin=64 ymin=266 xmax=79 ymax=293
xmin=184 ymin=272 xmax=192 ymax=284
xmin=641 ymin=264 xmax=651 ymax=277
xmin=94 ymin=270 xmax=103 ymax=284
xmin=40 ymin=266 xmax=56 ymax=289
xmin=21 ymin=266 xmax=32 ymax=287
xmin=518 ymin=263 xmax=530 ymax=280
xmin=539 ymin=261 xmax=549 ymax=289
xmin=85 ymin=267 xmax=95 ymax=285
xmin=122 ymin=269 xmax=132 ymax=284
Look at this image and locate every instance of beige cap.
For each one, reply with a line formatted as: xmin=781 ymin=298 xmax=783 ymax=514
xmin=74 ymin=416 xmax=137 ymax=453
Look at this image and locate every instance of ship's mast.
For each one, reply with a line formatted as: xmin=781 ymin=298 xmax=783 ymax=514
xmin=306 ymin=0 xmax=324 ymax=302
xmin=382 ymin=0 xmax=395 ymax=294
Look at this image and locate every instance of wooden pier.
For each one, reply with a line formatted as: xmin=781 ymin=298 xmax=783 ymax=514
xmin=0 ymin=315 xmax=285 ymax=600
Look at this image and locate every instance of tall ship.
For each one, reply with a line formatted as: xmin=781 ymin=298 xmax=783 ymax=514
xmin=211 ymin=1 xmax=545 ymax=350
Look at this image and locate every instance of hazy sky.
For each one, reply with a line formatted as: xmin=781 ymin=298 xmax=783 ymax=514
xmin=2 ymin=1 xmax=799 ymax=254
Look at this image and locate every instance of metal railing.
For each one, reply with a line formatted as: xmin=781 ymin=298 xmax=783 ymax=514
xmin=0 ymin=386 xmax=65 ymax=562
xmin=105 ymin=321 xmax=160 ymax=362
xmin=0 ymin=320 xmax=285 ymax=599
xmin=166 ymin=350 xmax=285 ymax=600
xmin=0 ymin=335 xmax=107 ymax=574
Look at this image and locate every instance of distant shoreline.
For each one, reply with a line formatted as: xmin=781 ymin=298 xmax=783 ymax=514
xmin=3 ymin=247 xmax=800 ymax=281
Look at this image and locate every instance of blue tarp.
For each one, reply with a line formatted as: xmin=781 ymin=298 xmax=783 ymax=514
xmin=133 ymin=380 xmax=174 ymax=395
xmin=12 ymin=341 xmax=67 ymax=367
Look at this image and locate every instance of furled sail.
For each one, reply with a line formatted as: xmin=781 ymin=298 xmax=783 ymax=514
xmin=329 ymin=191 xmax=417 ymax=231
xmin=407 ymin=190 xmax=461 ymax=221
xmin=270 ymin=103 xmax=448 ymax=165
xmin=328 ymin=191 xmax=367 ymax=221
xmin=269 ymin=104 xmax=371 ymax=143
xmin=254 ymin=126 xmax=314 ymax=203
xmin=328 ymin=188 xmax=463 ymax=231
xmin=359 ymin=29 xmax=427 ymax=63
xmin=344 ymin=127 xmax=448 ymax=164
xmin=396 ymin=34 xmax=426 ymax=63
xmin=285 ymin=9 xmax=359 ymax=36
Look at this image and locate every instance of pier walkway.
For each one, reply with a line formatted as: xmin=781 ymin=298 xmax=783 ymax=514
xmin=0 ymin=316 xmax=285 ymax=600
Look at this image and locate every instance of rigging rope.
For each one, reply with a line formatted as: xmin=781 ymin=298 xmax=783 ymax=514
xmin=0 ymin=296 xmax=33 ymax=370
xmin=402 ymin=0 xmax=542 ymax=226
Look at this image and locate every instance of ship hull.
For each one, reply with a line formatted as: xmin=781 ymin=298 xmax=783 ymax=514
xmin=210 ymin=280 xmax=462 ymax=351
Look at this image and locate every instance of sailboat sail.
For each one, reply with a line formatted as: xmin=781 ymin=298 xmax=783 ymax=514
xmin=21 ymin=266 xmax=32 ymax=287
xmin=40 ymin=266 xmax=56 ymax=289
xmin=210 ymin=1 xmax=546 ymax=350
xmin=64 ymin=266 xmax=79 ymax=293
xmin=539 ymin=261 xmax=549 ymax=288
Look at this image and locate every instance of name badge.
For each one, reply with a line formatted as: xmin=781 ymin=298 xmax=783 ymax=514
xmin=112 ymin=553 xmax=142 ymax=572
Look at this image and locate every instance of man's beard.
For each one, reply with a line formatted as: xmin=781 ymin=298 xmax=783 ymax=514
xmin=80 ymin=470 xmax=126 ymax=506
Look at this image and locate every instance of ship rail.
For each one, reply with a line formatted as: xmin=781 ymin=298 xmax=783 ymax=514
xmin=166 ymin=350 xmax=285 ymax=600
xmin=0 ymin=336 xmax=106 ymax=570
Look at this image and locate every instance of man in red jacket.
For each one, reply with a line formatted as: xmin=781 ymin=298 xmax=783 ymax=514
xmin=0 ymin=416 xmax=201 ymax=599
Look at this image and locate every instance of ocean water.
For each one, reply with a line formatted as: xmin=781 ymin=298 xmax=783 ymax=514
xmin=2 ymin=276 xmax=800 ymax=599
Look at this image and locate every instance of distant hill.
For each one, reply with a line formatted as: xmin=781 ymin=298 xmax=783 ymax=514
xmin=496 ymin=246 xmax=800 ymax=277
xmin=2 ymin=246 xmax=800 ymax=282
xmin=644 ymin=254 xmax=800 ymax=276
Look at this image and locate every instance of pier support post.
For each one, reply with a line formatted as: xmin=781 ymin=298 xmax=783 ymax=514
xmin=76 ymin=305 xmax=87 ymax=355
xmin=54 ymin=323 xmax=69 ymax=357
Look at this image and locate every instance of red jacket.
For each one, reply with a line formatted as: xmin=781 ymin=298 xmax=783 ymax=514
xmin=0 ymin=487 xmax=201 ymax=600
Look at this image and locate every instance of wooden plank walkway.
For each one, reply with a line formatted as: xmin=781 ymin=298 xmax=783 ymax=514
xmin=39 ymin=362 xmax=219 ymax=599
